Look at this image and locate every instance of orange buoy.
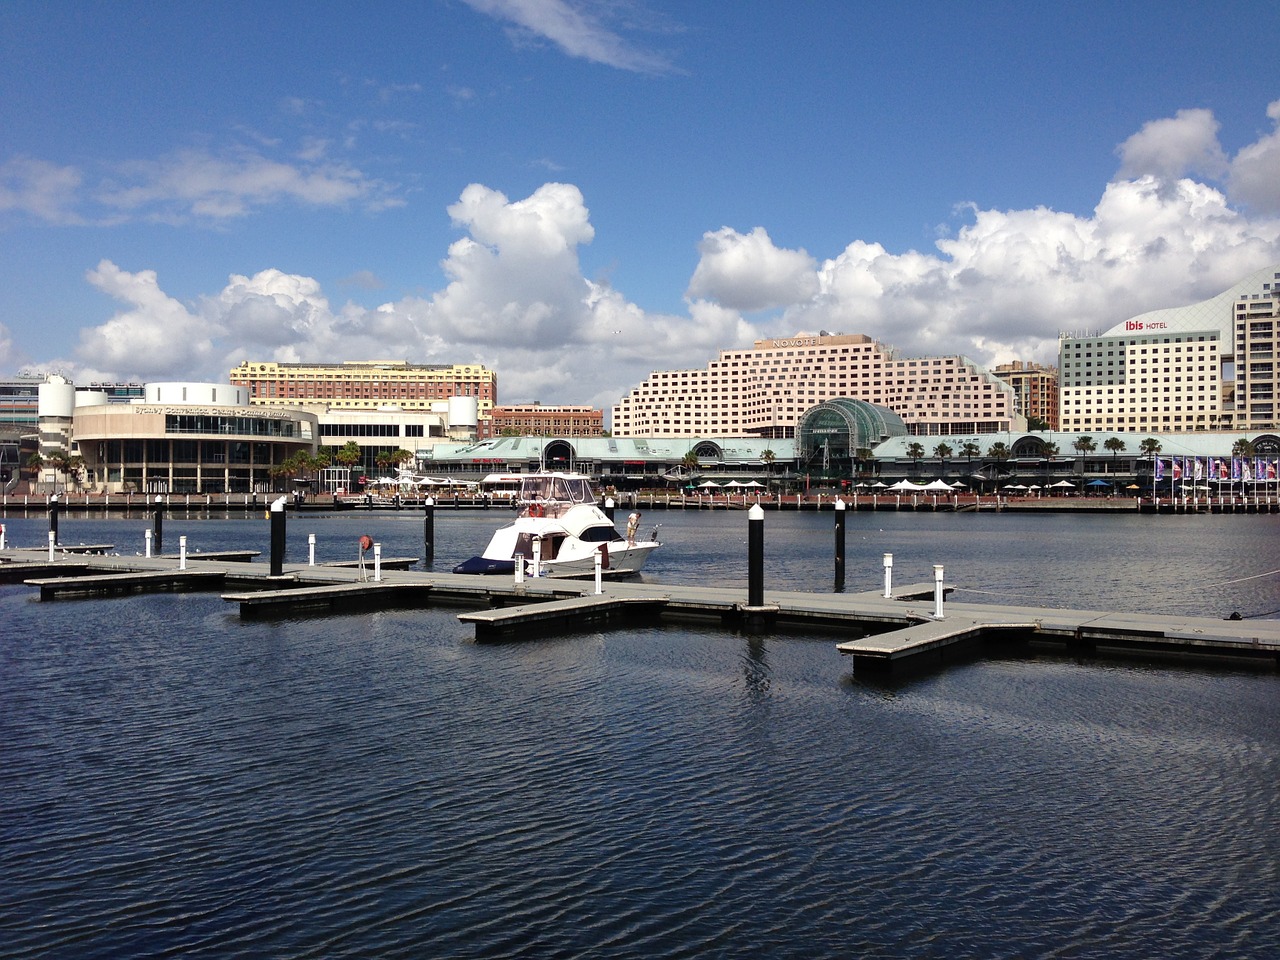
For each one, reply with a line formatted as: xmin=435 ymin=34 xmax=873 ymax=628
xmin=359 ymin=534 xmax=373 ymax=552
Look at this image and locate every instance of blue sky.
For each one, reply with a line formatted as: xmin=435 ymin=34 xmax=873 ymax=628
xmin=2 ymin=0 xmax=1279 ymax=413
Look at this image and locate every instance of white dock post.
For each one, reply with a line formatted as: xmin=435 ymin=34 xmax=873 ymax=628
xmin=514 ymin=553 xmax=525 ymax=585
xmin=883 ymin=553 xmax=893 ymax=598
xmin=48 ymin=530 xmax=56 ymax=561
xmin=594 ymin=549 xmax=603 ymax=595
xmin=308 ymin=533 xmax=316 ymax=566
xmin=373 ymin=543 xmax=382 ymax=582
xmin=933 ymin=564 xmax=945 ymax=619
xmin=145 ymin=528 xmax=152 ymax=558
xmin=531 ymin=536 xmax=542 ymax=578
xmin=0 ymin=523 xmax=6 ymax=551
xmin=179 ymin=535 xmax=188 ymax=570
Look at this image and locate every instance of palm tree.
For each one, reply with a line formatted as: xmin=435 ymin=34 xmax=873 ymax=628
xmin=1073 ymin=435 xmax=1096 ymax=478
xmin=333 ymin=441 xmax=364 ymax=490
xmin=65 ymin=454 xmax=86 ymax=491
xmin=1103 ymin=436 xmax=1126 ymax=478
xmin=987 ymin=442 xmax=1011 ymax=492
xmin=25 ymin=452 xmax=44 ymax=484
xmin=1139 ymin=437 xmax=1162 ymax=490
xmin=1041 ymin=441 xmax=1059 ymax=486
xmin=906 ymin=441 xmax=925 ymax=476
xmin=960 ymin=441 xmax=981 ymax=473
xmin=933 ymin=442 xmax=953 ymax=478
xmin=44 ymin=448 xmax=71 ymax=493
xmin=855 ymin=446 xmax=876 ymax=482
xmin=1232 ymin=437 xmax=1256 ymax=459
xmin=760 ymin=449 xmax=775 ymax=474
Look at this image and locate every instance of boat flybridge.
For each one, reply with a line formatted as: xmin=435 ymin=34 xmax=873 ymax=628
xmin=452 ymin=472 xmax=660 ymax=578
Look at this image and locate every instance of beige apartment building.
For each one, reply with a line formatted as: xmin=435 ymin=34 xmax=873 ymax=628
xmin=611 ymin=333 xmax=1022 ymax=438
xmin=1058 ymin=263 xmax=1280 ymax=433
xmin=229 ymin=360 xmax=496 ymax=415
xmin=992 ymin=361 xmax=1059 ymax=430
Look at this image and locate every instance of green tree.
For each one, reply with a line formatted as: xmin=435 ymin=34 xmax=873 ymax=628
xmin=1103 ymin=436 xmax=1127 ymax=477
xmin=44 ymin=448 xmax=71 ymax=492
xmin=1073 ymin=435 xmax=1096 ymax=477
xmin=960 ymin=441 xmax=981 ymax=469
xmin=1041 ymin=441 xmax=1059 ymax=485
xmin=1139 ymin=437 xmax=1162 ymax=488
xmin=986 ymin=442 xmax=1012 ymax=494
xmin=1232 ymin=437 xmax=1256 ymax=459
xmin=933 ymin=442 xmax=953 ymax=477
xmin=65 ymin=454 xmax=86 ymax=490
xmin=906 ymin=441 xmax=925 ymax=475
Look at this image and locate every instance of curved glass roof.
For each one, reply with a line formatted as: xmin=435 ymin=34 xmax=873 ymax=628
xmin=797 ymin=398 xmax=908 ymax=460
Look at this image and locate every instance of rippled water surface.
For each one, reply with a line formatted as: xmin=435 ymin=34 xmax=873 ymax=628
xmin=3 ymin=509 xmax=1279 ymax=957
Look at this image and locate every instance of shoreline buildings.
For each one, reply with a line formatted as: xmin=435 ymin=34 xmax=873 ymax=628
xmin=1059 ymin=263 xmax=1280 ymax=433
xmin=611 ymin=333 xmax=1024 ymax=439
xmin=229 ymin=360 xmax=496 ymax=416
xmin=478 ymin=403 xmax=604 ymax=440
xmin=991 ymin=361 xmax=1059 ymax=430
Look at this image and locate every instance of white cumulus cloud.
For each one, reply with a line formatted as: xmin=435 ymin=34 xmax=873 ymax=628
xmin=686 ymin=227 xmax=820 ymax=311
xmin=1227 ymin=99 xmax=1280 ymax=214
xmin=1116 ymin=107 xmax=1228 ymax=181
xmin=76 ymin=261 xmax=215 ymax=379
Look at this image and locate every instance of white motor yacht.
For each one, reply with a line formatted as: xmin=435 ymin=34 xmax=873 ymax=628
xmin=452 ymin=472 xmax=660 ymax=578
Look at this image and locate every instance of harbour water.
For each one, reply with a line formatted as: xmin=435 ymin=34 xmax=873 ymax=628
xmin=3 ymin=509 xmax=1279 ymax=957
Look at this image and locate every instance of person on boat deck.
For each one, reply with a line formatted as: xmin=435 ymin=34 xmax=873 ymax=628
xmin=626 ymin=511 xmax=640 ymax=545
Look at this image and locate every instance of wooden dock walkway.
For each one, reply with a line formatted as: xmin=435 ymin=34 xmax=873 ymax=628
xmin=3 ymin=545 xmax=1278 ymax=677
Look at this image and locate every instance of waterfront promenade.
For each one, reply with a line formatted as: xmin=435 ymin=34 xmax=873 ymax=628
xmin=5 ymin=489 xmax=1280 ymax=515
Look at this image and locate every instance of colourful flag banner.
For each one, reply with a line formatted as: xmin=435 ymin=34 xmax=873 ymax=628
xmin=1154 ymin=457 xmax=1164 ymax=482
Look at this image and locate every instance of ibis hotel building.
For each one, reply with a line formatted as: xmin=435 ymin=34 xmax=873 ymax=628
xmin=1058 ymin=263 xmax=1280 ymax=433
xmin=611 ymin=333 xmax=1022 ymax=439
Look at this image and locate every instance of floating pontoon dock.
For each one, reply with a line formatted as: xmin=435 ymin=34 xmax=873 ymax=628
xmin=3 ymin=547 xmax=1278 ymax=677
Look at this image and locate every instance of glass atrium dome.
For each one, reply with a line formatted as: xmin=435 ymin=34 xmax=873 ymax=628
xmin=797 ymin=398 xmax=908 ymax=465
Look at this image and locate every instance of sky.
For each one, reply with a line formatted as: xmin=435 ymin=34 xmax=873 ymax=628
xmin=2 ymin=0 xmax=1280 ymax=419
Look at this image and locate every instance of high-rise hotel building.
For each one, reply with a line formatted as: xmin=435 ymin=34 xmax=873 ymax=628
xmin=611 ymin=333 xmax=1022 ymax=438
xmin=229 ymin=360 xmax=496 ymax=415
xmin=1058 ymin=263 xmax=1280 ymax=433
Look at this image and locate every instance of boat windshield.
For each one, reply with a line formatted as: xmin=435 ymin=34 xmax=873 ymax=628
xmin=520 ymin=474 xmax=593 ymax=503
